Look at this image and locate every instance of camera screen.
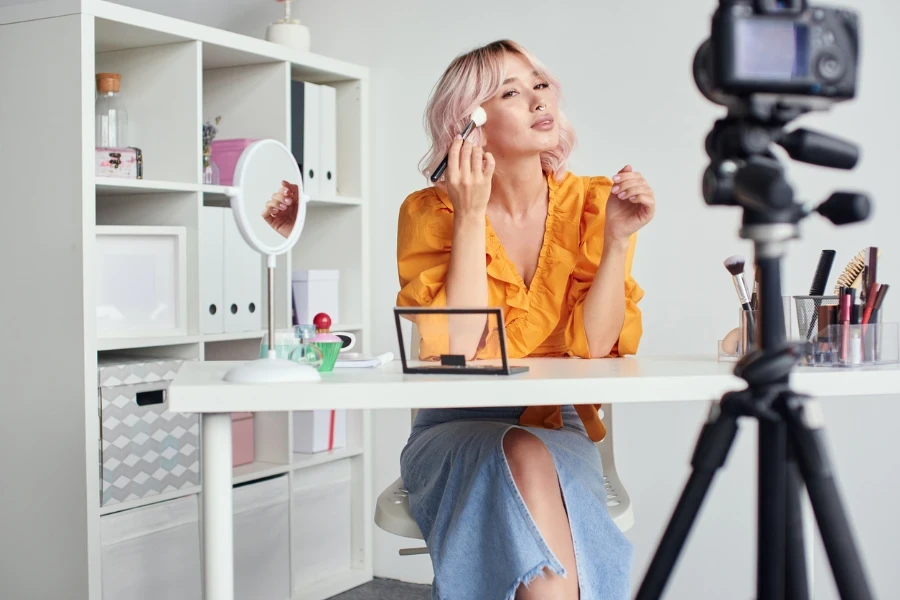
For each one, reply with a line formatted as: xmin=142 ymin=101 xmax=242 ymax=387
xmin=734 ymin=18 xmax=810 ymax=81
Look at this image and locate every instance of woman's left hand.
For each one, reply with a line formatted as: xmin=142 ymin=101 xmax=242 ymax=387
xmin=604 ymin=165 xmax=656 ymax=243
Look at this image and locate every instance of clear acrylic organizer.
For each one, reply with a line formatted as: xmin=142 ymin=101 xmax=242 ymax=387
xmin=718 ymin=297 xmax=794 ymax=362
xmin=807 ymin=322 xmax=899 ymax=367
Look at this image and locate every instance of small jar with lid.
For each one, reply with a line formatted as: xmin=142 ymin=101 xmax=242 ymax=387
xmin=96 ymin=72 xmax=128 ymax=148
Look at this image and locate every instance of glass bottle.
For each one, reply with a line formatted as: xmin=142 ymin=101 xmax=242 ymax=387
xmin=202 ymin=152 xmax=220 ymax=185
xmin=96 ymin=72 xmax=128 ymax=148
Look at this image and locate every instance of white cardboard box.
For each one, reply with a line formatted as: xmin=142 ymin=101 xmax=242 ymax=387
xmin=293 ymin=409 xmax=346 ymax=454
xmin=292 ymin=269 xmax=339 ymax=325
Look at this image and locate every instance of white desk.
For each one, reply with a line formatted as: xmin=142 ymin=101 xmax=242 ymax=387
xmin=167 ymin=355 xmax=900 ymax=600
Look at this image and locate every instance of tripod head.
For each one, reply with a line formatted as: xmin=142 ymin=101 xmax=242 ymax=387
xmin=698 ymin=101 xmax=869 ymax=247
xmin=694 ymin=46 xmax=869 ymax=252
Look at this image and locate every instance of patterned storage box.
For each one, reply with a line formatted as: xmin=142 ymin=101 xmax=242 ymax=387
xmin=98 ymin=357 xmax=200 ymax=507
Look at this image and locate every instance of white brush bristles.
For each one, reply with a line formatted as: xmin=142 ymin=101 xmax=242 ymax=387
xmin=471 ymin=106 xmax=487 ymax=127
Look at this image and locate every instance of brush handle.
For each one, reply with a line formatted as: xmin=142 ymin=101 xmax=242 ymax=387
xmin=732 ymin=274 xmax=757 ymax=349
xmin=732 ymin=273 xmax=752 ymax=306
xmin=808 ymin=249 xmax=836 ymax=295
xmin=429 ymin=120 xmax=477 ymax=183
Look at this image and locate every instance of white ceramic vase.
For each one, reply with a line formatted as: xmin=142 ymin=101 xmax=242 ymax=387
xmin=266 ymin=21 xmax=311 ymax=53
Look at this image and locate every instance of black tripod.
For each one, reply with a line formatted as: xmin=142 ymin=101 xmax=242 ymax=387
xmin=635 ymin=105 xmax=873 ymax=600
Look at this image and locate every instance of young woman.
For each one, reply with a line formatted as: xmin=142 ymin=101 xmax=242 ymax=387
xmin=396 ymin=40 xmax=656 ymax=600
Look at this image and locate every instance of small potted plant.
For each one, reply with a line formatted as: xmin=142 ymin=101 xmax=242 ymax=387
xmin=265 ymin=0 xmax=311 ymax=52
xmin=202 ymin=116 xmax=221 ymax=185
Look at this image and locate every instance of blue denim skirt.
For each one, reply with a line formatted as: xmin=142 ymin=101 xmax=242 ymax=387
xmin=400 ymin=406 xmax=633 ymax=600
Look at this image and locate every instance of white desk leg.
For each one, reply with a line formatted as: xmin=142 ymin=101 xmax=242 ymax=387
xmin=202 ymin=413 xmax=234 ymax=600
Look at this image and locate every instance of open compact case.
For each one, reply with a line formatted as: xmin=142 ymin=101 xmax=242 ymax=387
xmin=718 ymin=247 xmax=898 ymax=368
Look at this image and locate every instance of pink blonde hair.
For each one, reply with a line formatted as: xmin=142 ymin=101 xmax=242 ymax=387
xmin=418 ymin=40 xmax=576 ymax=183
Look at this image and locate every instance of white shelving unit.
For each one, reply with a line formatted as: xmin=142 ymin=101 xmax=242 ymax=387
xmin=0 ymin=1 xmax=371 ymax=599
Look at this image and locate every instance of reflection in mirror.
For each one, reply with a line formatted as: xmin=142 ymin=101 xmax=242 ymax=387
xmin=233 ymin=140 xmax=306 ymax=254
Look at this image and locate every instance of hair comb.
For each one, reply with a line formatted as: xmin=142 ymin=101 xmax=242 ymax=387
xmin=833 ymin=248 xmax=881 ymax=294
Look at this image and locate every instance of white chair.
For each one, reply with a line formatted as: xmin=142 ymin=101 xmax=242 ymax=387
xmin=374 ymin=326 xmax=634 ymax=555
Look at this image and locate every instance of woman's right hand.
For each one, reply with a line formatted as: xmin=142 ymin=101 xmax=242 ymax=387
xmin=262 ymin=180 xmax=300 ymax=238
xmin=445 ymin=138 xmax=495 ymax=217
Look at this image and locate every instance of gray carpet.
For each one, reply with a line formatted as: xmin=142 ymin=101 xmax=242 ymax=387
xmin=330 ymin=578 xmax=431 ymax=600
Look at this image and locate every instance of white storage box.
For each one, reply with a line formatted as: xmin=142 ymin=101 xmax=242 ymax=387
xmin=291 ymin=461 xmax=352 ymax=585
xmin=100 ymin=494 xmax=202 ymax=600
xmin=293 ymin=409 xmax=346 ymax=454
xmin=234 ymin=475 xmax=290 ymax=600
xmin=95 ymin=225 xmax=187 ymax=338
xmin=292 ymin=269 xmax=339 ymax=324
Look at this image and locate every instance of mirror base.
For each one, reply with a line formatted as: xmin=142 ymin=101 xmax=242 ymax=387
xmin=223 ymin=358 xmax=321 ymax=383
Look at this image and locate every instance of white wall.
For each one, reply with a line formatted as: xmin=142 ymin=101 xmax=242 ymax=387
xmin=108 ymin=0 xmax=900 ymax=597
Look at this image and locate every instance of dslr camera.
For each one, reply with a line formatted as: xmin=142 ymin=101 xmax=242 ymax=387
xmin=695 ymin=0 xmax=859 ymax=111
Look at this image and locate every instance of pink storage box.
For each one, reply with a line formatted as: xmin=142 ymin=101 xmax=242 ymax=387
xmin=211 ymin=138 xmax=258 ymax=186
xmin=231 ymin=412 xmax=255 ymax=466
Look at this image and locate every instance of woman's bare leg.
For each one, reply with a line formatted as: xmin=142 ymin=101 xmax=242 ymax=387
xmin=503 ymin=428 xmax=579 ymax=600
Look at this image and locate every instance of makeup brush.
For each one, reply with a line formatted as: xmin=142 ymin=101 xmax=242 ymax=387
xmin=430 ymin=106 xmax=488 ymax=183
xmin=750 ymin=266 xmax=759 ymax=310
xmin=725 ymin=255 xmax=756 ymax=343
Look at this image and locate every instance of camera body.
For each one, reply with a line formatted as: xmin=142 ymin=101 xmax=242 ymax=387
xmin=700 ymin=0 xmax=858 ymax=106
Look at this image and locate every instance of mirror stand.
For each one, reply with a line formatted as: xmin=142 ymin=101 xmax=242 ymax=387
xmin=217 ymin=138 xmax=321 ymax=384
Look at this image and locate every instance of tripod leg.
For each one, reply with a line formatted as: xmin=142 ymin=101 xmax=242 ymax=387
xmin=636 ymin=399 xmax=740 ymax=600
xmin=783 ymin=396 xmax=874 ymax=600
xmin=785 ymin=452 xmax=810 ymax=600
xmin=758 ymin=419 xmax=787 ymax=600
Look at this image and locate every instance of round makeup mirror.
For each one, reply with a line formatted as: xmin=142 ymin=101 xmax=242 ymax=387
xmin=222 ymin=139 xmax=320 ymax=383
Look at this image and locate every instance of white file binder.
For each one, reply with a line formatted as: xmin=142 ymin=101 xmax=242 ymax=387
xmin=200 ymin=206 xmax=225 ymax=334
xmin=223 ymin=210 xmax=262 ymax=333
xmin=302 ymin=81 xmax=321 ymax=199
xmin=319 ymin=84 xmax=337 ymax=198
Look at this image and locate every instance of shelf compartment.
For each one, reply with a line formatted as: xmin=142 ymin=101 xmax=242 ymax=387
xmin=202 ymin=60 xmax=290 ymax=147
xmin=95 ymin=39 xmax=201 ymax=184
xmin=95 ymin=192 xmax=201 ymax=338
xmin=291 ymin=207 xmax=364 ymax=328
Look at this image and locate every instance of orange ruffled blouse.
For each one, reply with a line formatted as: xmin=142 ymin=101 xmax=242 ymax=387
xmin=395 ymin=171 xmax=645 ymax=442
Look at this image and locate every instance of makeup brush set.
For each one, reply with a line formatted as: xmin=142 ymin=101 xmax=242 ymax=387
xmin=719 ymin=247 xmax=898 ymax=367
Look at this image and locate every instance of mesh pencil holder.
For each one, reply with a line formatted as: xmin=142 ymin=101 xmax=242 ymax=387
xmin=793 ymin=295 xmax=840 ymax=343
